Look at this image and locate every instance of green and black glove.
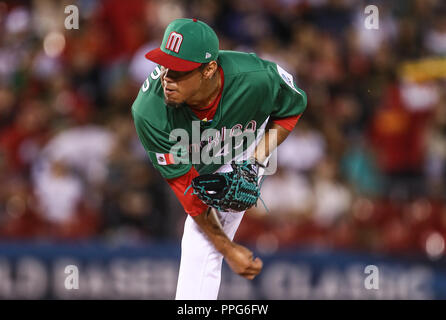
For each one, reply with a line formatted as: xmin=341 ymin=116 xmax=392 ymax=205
xmin=190 ymin=159 xmax=265 ymax=213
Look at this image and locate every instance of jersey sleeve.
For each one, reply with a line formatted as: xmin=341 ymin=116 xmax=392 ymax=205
xmin=272 ymin=114 xmax=302 ymax=131
xmin=132 ymin=108 xmax=192 ymax=179
xmin=166 ymin=167 xmax=208 ymax=216
xmin=269 ymin=64 xmax=307 ymax=119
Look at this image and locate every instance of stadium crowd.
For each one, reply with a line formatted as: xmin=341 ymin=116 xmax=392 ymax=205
xmin=0 ymin=0 xmax=446 ymax=260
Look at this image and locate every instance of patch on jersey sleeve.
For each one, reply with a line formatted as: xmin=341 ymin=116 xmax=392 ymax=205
xmin=277 ymin=64 xmax=299 ymax=93
xmin=155 ymin=153 xmax=176 ymax=165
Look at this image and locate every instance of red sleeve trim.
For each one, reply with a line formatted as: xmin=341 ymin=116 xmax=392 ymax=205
xmin=166 ymin=167 xmax=208 ymax=216
xmin=272 ymin=114 xmax=302 ymax=131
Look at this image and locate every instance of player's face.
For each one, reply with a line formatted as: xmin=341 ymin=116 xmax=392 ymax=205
xmin=161 ymin=66 xmax=203 ymax=107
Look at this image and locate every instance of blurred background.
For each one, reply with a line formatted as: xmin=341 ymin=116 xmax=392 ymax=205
xmin=1 ymin=0 xmax=446 ymax=299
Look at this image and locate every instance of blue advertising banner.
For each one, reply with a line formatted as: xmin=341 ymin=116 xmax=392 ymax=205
xmin=0 ymin=242 xmax=445 ymax=299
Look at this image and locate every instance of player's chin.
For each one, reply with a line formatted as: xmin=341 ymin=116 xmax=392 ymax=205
xmin=164 ymin=96 xmax=186 ymax=109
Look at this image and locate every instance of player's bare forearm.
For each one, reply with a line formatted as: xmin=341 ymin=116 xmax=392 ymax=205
xmin=192 ymin=207 xmax=263 ymax=280
xmin=192 ymin=207 xmax=232 ymax=254
xmin=253 ymin=121 xmax=291 ymax=164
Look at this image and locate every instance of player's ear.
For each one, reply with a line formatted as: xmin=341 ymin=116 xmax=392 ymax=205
xmin=202 ymin=61 xmax=218 ymax=80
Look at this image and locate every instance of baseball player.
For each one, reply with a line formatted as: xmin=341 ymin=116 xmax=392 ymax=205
xmin=131 ymin=18 xmax=307 ymax=299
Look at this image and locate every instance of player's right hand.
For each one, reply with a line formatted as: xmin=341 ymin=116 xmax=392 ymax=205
xmin=224 ymin=242 xmax=263 ymax=280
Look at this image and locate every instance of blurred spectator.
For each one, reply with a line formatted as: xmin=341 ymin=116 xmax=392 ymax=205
xmin=424 ymin=100 xmax=446 ymax=199
xmin=424 ymin=9 xmax=446 ymax=55
xmin=100 ymin=115 xmax=170 ymax=242
xmin=340 ymin=138 xmax=383 ymax=197
xmin=29 ymin=125 xmax=114 ymax=239
xmin=277 ymin=120 xmax=326 ymax=173
xmin=252 ymin=166 xmax=313 ymax=217
xmin=312 ymin=156 xmax=352 ymax=227
xmin=33 ymin=160 xmax=83 ymax=224
xmin=0 ymin=99 xmax=51 ymax=173
xmin=0 ymin=175 xmax=45 ymax=239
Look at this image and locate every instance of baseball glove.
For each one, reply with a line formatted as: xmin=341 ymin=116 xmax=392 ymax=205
xmin=190 ymin=160 xmax=265 ymax=213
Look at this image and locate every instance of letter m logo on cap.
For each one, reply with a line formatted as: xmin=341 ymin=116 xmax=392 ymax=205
xmin=165 ymin=32 xmax=183 ymax=53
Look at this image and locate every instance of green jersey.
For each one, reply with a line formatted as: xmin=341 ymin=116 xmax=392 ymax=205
xmin=131 ymin=50 xmax=307 ymax=179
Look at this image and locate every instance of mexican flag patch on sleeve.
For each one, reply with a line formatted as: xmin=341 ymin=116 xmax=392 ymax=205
xmin=155 ymin=153 xmax=176 ymax=165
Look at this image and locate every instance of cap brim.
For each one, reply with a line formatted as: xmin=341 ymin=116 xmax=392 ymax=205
xmin=145 ymin=48 xmax=201 ymax=72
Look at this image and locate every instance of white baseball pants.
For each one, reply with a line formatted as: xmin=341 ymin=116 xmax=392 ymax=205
xmin=175 ymin=208 xmax=245 ymax=300
xmin=175 ymin=163 xmax=246 ymax=300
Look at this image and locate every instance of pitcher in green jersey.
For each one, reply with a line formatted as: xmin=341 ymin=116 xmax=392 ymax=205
xmin=131 ymin=18 xmax=307 ymax=299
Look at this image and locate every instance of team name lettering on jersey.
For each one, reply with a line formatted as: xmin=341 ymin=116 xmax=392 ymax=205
xmin=171 ymin=121 xmax=258 ymax=164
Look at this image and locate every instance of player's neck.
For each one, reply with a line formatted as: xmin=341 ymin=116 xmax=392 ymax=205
xmin=186 ymin=68 xmax=221 ymax=110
